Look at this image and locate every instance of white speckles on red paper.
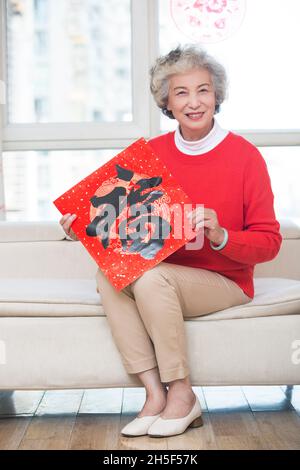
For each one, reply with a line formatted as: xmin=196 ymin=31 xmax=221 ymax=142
xmin=53 ymin=137 xmax=195 ymax=290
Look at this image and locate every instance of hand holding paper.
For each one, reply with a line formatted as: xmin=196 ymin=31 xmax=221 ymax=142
xmin=53 ymin=138 xmax=197 ymax=290
xmin=59 ymin=213 xmax=79 ymax=241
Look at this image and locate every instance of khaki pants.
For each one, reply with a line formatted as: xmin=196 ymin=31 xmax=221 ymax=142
xmin=95 ymin=262 xmax=252 ymax=383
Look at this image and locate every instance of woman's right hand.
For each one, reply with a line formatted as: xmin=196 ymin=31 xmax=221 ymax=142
xmin=59 ymin=213 xmax=79 ymax=241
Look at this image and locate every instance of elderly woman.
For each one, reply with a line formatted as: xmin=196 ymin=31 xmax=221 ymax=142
xmin=60 ymin=44 xmax=282 ymax=438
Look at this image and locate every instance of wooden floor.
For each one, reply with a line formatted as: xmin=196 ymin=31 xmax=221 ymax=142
xmin=0 ymin=386 xmax=300 ymax=450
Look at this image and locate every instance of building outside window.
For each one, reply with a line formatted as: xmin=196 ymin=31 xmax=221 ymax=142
xmin=0 ymin=0 xmax=299 ymax=222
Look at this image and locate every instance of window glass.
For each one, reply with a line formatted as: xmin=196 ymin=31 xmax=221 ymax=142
xmin=259 ymin=146 xmax=300 ymax=221
xmin=2 ymin=149 xmax=119 ymax=220
xmin=159 ymin=0 xmax=300 ymax=131
xmin=6 ymin=0 xmax=132 ymax=123
xmin=3 ymin=147 xmax=299 ymax=221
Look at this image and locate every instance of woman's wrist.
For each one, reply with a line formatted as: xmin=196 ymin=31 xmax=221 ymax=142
xmin=210 ymin=227 xmax=228 ymax=251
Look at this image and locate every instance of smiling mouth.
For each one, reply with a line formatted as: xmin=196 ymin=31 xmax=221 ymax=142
xmin=185 ymin=112 xmax=205 ymax=120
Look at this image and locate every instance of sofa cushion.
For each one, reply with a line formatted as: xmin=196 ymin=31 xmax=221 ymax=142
xmin=0 ymin=277 xmax=300 ymax=321
xmin=0 ymin=279 xmax=103 ymax=317
xmin=192 ymin=277 xmax=300 ymax=321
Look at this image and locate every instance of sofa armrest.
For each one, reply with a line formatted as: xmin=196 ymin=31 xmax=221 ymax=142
xmin=0 ymin=218 xmax=299 ymax=280
xmin=1 ymin=218 xmax=299 ymax=243
xmin=254 ymin=218 xmax=300 ymax=280
xmin=0 ymin=221 xmax=67 ymax=242
xmin=279 ymin=218 xmax=300 ymax=240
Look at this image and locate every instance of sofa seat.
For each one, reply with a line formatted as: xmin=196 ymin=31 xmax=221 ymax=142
xmin=1 ymin=277 xmax=300 ymax=321
xmin=1 ymin=219 xmax=299 ymax=390
xmin=0 ymin=279 xmax=104 ymax=317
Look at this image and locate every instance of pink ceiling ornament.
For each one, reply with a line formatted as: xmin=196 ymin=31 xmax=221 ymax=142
xmin=170 ymin=0 xmax=247 ymax=43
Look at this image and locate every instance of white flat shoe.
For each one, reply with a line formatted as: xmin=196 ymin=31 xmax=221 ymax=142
xmin=147 ymin=396 xmax=203 ymax=437
xmin=121 ymin=414 xmax=161 ymax=437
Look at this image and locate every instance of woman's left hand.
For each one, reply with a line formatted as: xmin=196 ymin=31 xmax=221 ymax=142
xmin=188 ymin=207 xmax=225 ymax=246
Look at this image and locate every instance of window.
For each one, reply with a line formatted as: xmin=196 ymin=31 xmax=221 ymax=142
xmin=34 ymin=30 xmax=48 ymax=56
xmin=259 ymin=146 xmax=300 ymax=221
xmin=1 ymin=0 xmax=150 ymax=148
xmin=2 ymin=149 xmax=119 ymax=221
xmin=33 ymin=0 xmax=48 ymax=24
xmin=0 ymin=0 xmax=299 ymax=222
xmin=159 ymin=0 xmax=300 ymax=132
xmin=6 ymin=0 xmax=132 ymax=123
xmin=34 ymin=97 xmax=48 ymax=122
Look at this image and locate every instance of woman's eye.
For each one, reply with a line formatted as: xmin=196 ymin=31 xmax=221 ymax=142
xmin=176 ymin=89 xmax=208 ymax=96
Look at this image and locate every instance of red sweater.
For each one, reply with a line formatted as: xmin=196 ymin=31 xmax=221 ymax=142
xmin=148 ymin=131 xmax=282 ymax=299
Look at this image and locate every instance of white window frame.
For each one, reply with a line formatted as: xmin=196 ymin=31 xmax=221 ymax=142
xmin=0 ymin=0 xmax=300 ymax=220
xmin=0 ymin=0 xmax=160 ymax=151
xmin=0 ymin=0 xmax=299 ymax=221
xmin=1 ymin=0 xmax=300 ymax=151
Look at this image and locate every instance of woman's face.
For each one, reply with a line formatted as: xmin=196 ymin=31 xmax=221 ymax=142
xmin=166 ymin=68 xmax=216 ymax=141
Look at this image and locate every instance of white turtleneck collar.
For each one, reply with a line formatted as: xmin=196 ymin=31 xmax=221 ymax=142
xmin=174 ymin=118 xmax=229 ymax=155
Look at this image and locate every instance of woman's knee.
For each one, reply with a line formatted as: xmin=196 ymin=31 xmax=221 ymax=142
xmin=131 ymin=265 xmax=171 ymax=295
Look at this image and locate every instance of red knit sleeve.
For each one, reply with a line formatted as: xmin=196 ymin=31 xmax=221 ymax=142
xmin=217 ymin=148 xmax=282 ymax=265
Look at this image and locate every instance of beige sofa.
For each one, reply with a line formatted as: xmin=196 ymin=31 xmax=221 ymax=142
xmin=0 ymin=219 xmax=300 ymax=391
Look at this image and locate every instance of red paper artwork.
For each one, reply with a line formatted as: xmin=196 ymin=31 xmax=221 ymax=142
xmin=53 ymin=138 xmax=196 ymax=290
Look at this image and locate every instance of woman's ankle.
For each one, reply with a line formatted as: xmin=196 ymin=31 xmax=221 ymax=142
xmin=146 ymin=385 xmax=168 ymax=400
xmin=138 ymin=391 xmax=167 ymax=417
xmin=167 ymin=381 xmax=195 ymax=402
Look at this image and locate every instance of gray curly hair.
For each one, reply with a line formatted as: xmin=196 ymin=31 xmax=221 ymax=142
xmin=149 ymin=44 xmax=228 ymax=119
